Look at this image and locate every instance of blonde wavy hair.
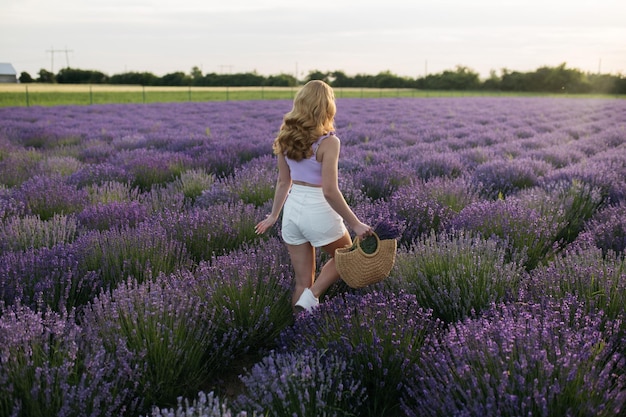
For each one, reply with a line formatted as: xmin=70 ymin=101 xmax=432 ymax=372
xmin=272 ymin=80 xmax=336 ymax=161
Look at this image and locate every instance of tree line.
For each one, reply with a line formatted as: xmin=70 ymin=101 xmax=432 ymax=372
xmin=18 ymin=63 xmax=626 ymax=94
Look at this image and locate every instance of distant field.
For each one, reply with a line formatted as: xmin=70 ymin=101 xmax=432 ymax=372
xmin=3 ymin=84 xmax=617 ymax=107
xmin=0 ymin=84 xmax=425 ymax=107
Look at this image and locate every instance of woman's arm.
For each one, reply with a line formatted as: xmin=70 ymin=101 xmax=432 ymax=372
xmin=255 ymin=153 xmax=292 ymax=234
xmin=318 ymin=135 xmax=371 ymax=238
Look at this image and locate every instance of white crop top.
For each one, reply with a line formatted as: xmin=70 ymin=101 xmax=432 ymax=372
xmin=284 ymin=132 xmax=334 ymax=186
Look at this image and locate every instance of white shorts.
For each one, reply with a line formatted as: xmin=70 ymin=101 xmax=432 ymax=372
xmin=281 ymin=184 xmax=347 ymax=247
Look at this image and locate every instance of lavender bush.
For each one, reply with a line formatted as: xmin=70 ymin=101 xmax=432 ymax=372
xmin=193 ymin=237 xmax=294 ymax=354
xmin=138 ymin=184 xmax=187 ymax=214
xmin=418 ymin=176 xmax=481 ymax=214
xmin=37 ymin=155 xmax=83 ymax=178
xmin=0 ymin=304 xmax=138 ymax=417
xmin=0 ymin=148 xmax=42 ymax=187
xmin=170 ymin=168 xmax=215 ymax=201
xmin=0 ymin=186 xmax=26 ymax=220
xmin=75 ymin=221 xmax=191 ymax=289
xmin=401 ymin=297 xmax=626 ymax=417
xmin=535 ymin=179 xmax=606 ymax=246
xmin=110 ymin=148 xmax=192 ymax=191
xmin=13 ymin=174 xmax=89 ymax=220
xmin=83 ymin=180 xmax=141 ymax=204
xmin=578 ymin=202 xmax=626 ymax=256
xmin=67 ymin=162 xmax=132 ymax=188
xmin=0 ymin=244 xmax=101 ymax=312
xmin=542 ymin=157 xmax=625 ymax=207
xmin=201 ymin=156 xmax=276 ymax=207
xmin=81 ymin=273 xmax=240 ymax=412
xmin=390 ymin=176 xmax=479 ymax=246
xmin=449 ymin=197 xmax=561 ymax=270
xmin=522 ymin=243 xmax=626 ymax=326
xmin=3 ymin=124 xmax=80 ymax=149
xmin=236 ymin=349 xmax=367 ymax=417
xmin=470 ymin=157 xmax=551 ymax=199
xmin=0 ymin=304 xmax=82 ymax=417
xmin=393 ymin=230 xmax=526 ymax=323
xmin=157 ymin=202 xmax=264 ymax=261
xmin=148 ymin=391 xmax=246 ymax=417
xmin=77 ymin=200 xmax=150 ymax=231
xmin=352 ymin=162 xmax=412 ymax=201
xmin=0 ymin=213 xmax=78 ymax=253
xmin=410 ymin=150 xmax=465 ymax=180
xmin=279 ymin=291 xmax=441 ymax=416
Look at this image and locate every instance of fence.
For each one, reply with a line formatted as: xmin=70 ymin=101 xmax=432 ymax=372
xmin=0 ymin=84 xmax=438 ymax=107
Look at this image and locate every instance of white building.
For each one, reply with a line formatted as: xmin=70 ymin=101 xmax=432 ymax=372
xmin=0 ymin=63 xmax=18 ymax=83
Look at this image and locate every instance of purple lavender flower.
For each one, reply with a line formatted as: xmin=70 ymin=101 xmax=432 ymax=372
xmin=410 ymin=151 xmax=466 ymax=180
xmin=77 ymin=200 xmax=150 ymax=231
xmin=200 ymin=155 xmax=276 ymax=206
xmin=81 ymin=273 xmax=240 ymax=412
xmin=67 ymin=162 xmax=132 ymax=187
xmin=390 ymin=181 xmax=461 ymax=247
xmin=352 ymin=161 xmax=412 ymax=201
xmin=401 ymin=297 xmax=626 ymax=417
xmin=279 ymin=290 xmax=441 ymax=416
xmin=109 ymin=148 xmax=193 ymax=191
xmin=353 ymin=199 xmax=405 ymax=241
xmin=0 ymin=243 xmax=101 ymax=312
xmin=471 ymin=157 xmax=552 ymax=199
xmin=0 ymin=213 xmax=78 ymax=253
xmin=74 ymin=221 xmax=191 ymax=289
xmin=0 ymin=187 xmax=26 ymax=220
xmin=390 ymin=175 xmax=482 ymax=247
xmin=578 ymin=202 xmax=626 ymax=255
xmin=194 ymin=237 xmax=294 ymax=353
xmin=0 ymin=304 xmax=138 ymax=416
xmin=236 ymin=349 xmax=367 ymax=417
xmin=394 ymin=230 xmax=526 ymax=323
xmin=156 ymin=202 xmax=263 ymax=261
xmin=13 ymin=174 xmax=89 ymax=220
xmin=521 ymin=243 xmax=626 ymax=326
xmin=449 ymin=197 xmax=561 ymax=269
xmin=149 ymin=391 xmax=246 ymax=417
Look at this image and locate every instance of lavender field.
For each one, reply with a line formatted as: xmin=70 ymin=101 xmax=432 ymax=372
xmin=1 ymin=97 xmax=625 ymax=417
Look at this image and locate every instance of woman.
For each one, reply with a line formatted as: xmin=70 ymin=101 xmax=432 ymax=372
xmin=255 ymin=80 xmax=372 ymax=313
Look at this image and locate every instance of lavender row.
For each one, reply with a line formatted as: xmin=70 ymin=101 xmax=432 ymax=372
xmin=1 ymin=97 xmax=625 ymax=416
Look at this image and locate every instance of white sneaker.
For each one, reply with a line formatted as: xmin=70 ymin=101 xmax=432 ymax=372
xmin=295 ymin=288 xmax=319 ymax=313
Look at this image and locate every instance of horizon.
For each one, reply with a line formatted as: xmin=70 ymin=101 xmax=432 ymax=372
xmin=10 ymin=61 xmax=622 ymax=82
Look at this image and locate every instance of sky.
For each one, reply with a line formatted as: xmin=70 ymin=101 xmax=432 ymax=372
xmin=1 ymin=0 xmax=625 ymax=80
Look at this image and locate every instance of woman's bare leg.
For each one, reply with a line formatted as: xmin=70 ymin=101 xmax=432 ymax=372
xmin=309 ymin=231 xmax=352 ymax=298
xmin=286 ymin=242 xmax=316 ymax=307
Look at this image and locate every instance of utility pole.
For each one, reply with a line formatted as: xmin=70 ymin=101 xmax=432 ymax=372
xmin=218 ymin=65 xmax=233 ymax=73
xmin=46 ymin=46 xmax=73 ymax=73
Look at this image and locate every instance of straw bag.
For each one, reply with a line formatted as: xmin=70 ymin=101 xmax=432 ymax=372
xmin=335 ymin=232 xmax=397 ymax=289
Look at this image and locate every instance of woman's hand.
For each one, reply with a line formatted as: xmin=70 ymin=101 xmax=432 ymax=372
xmin=352 ymin=221 xmax=373 ymax=240
xmin=255 ymin=214 xmax=278 ymax=235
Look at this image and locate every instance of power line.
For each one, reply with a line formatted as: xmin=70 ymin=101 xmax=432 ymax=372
xmin=218 ymin=65 xmax=233 ymax=73
xmin=45 ymin=46 xmax=73 ymax=73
